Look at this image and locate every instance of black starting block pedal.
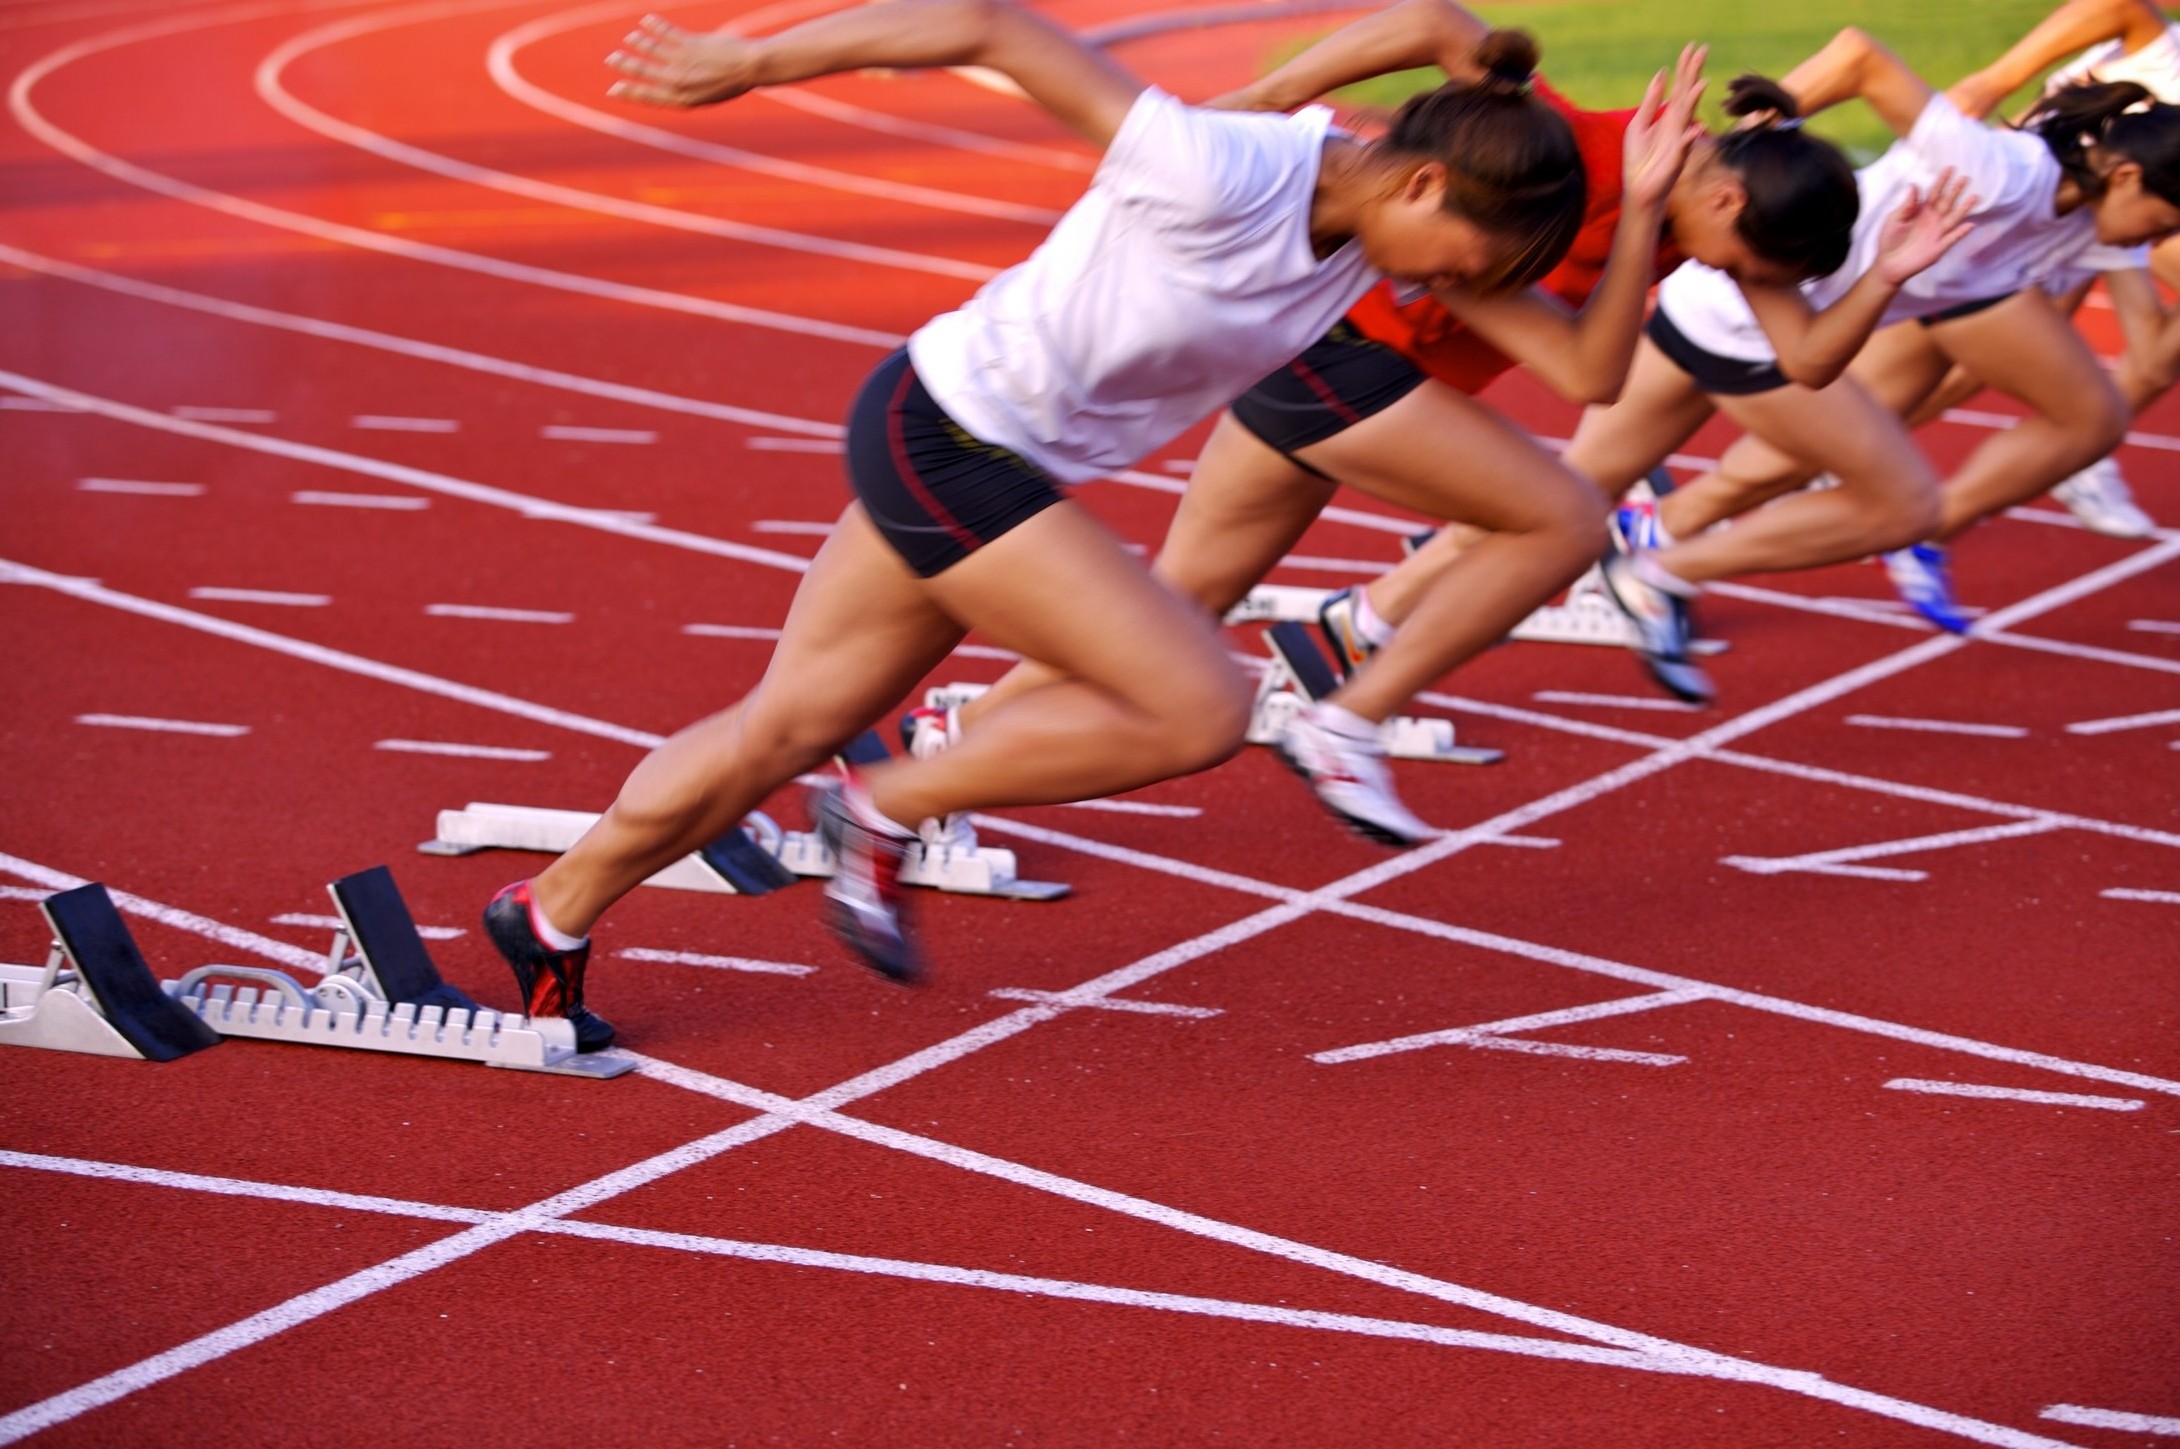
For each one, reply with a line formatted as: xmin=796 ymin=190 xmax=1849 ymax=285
xmin=1265 ymin=620 xmax=1342 ymax=702
xmin=164 ymin=867 xmax=632 ymax=1080
xmin=0 ymin=884 xmax=223 ymax=1061
xmin=1247 ymin=621 xmax=1502 ymax=766
xmin=835 ymin=729 xmax=894 ymax=769
xmin=697 ymin=827 xmax=796 ymax=895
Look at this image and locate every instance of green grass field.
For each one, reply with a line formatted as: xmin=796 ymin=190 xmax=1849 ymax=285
xmin=1286 ymin=0 xmax=2078 ymax=160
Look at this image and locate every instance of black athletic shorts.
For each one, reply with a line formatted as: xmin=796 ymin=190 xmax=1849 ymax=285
xmin=1229 ymin=319 xmax=1430 ymax=472
xmin=843 ymin=348 xmax=1065 ymax=578
xmin=1918 ymin=291 xmax=2015 ymax=327
xmin=1645 ymin=308 xmax=1791 ymax=396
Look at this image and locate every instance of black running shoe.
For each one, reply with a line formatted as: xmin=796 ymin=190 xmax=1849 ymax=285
xmin=813 ymin=781 xmax=924 ymax=985
xmin=483 ymin=881 xmax=615 ymax=1052
xmin=1598 ymin=551 xmax=1714 ymax=705
xmin=1316 ymin=587 xmax=1380 ymax=681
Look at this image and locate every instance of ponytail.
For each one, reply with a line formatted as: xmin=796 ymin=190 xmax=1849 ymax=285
xmin=1383 ymin=29 xmax=1584 ymax=292
xmin=1712 ymin=73 xmax=1859 ymax=277
xmin=2023 ymin=80 xmax=2180 ymax=205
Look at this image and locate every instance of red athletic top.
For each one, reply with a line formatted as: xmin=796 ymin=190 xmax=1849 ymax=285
xmin=1344 ymin=80 xmax=1688 ymax=394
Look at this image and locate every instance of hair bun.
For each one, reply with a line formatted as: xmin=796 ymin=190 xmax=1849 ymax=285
xmin=1724 ymin=73 xmax=1800 ymax=121
xmin=1471 ymin=29 xmax=1540 ymax=95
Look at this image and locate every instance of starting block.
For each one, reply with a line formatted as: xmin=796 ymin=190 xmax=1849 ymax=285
xmin=422 ymin=807 xmax=796 ymax=895
xmin=164 ymin=866 xmax=633 ymax=1079
xmin=0 ymin=884 xmax=223 ymax=1060
xmin=1248 ymin=621 xmax=1502 ymax=765
xmin=422 ymin=737 xmax=1069 ymax=904
xmin=1228 ymin=573 xmax=1725 ymax=657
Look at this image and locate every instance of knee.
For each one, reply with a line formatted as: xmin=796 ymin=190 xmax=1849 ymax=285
xmin=2078 ymin=388 xmax=2131 ymax=458
xmin=1158 ymin=661 xmax=1256 ymax=774
xmin=1855 ymin=465 xmax=1943 ymax=547
xmin=1517 ymin=475 xmax=1612 ymax=558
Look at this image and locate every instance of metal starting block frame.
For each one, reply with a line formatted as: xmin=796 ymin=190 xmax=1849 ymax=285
xmin=164 ymin=866 xmax=633 ymax=1080
xmin=0 ymin=884 xmax=223 ymax=1061
xmin=1248 ymin=622 xmax=1501 ymax=765
xmin=424 ymin=783 xmax=1069 ymax=905
xmin=1228 ymin=574 xmax=1726 ymax=656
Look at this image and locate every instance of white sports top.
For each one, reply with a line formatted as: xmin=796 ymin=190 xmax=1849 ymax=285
xmin=908 ymin=88 xmax=1377 ymax=483
xmin=1656 ymin=95 xmax=2147 ymax=364
xmin=2046 ymin=21 xmax=2180 ymax=102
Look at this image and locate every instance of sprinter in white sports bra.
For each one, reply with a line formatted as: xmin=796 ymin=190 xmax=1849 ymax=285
xmin=477 ymin=0 xmax=1622 ymax=1024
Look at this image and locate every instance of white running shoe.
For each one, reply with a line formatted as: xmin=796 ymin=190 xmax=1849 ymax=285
xmin=898 ymin=705 xmax=978 ymax=851
xmin=2053 ymin=458 xmax=2157 ymax=539
xmin=1598 ymin=552 xmax=1715 ymax=704
xmin=1274 ymin=705 xmax=1435 ymax=846
xmin=1882 ymin=543 xmax=1972 ymax=634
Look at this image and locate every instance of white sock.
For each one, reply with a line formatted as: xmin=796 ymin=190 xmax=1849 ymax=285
xmin=1352 ymin=587 xmax=1398 ymax=647
xmin=1634 ymin=554 xmax=1699 ymax=600
xmin=846 ymin=779 xmax=916 ymax=840
xmin=526 ymin=890 xmax=587 ymax=951
xmin=1309 ymin=701 xmax=1382 ymax=741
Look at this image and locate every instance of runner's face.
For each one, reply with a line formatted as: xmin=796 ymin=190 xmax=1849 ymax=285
xmin=1360 ymin=180 xmax=1517 ymax=292
xmin=2094 ymin=166 xmax=2180 ymax=246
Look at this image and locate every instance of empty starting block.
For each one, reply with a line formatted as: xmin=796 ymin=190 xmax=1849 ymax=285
xmin=0 ymin=884 xmax=223 ymax=1060
xmin=164 ymin=866 xmax=632 ymax=1079
xmin=1248 ymin=621 xmax=1502 ymax=765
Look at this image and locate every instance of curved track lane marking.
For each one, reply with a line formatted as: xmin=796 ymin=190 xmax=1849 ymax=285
xmin=8 ymin=0 xmax=907 ymax=348
xmin=488 ymin=0 xmax=1065 ymax=223
xmin=255 ymin=0 xmax=1004 ymax=281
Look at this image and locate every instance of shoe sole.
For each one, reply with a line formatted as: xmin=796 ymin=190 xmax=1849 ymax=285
xmin=1271 ymin=739 xmax=1428 ymax=849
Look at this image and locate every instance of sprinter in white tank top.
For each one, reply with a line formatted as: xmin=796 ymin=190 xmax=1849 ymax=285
xmin=480 ymin=0 xmax=1626 ymax=1001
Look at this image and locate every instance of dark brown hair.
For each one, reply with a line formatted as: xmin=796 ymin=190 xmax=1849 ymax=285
xmin=2023 ymin=80 xmax=2180 ymax=206
xmin=1382 ymin=29 xmax=1584 ymax=292
xmin=1712 ymin=74 xmax=1860 ymax=278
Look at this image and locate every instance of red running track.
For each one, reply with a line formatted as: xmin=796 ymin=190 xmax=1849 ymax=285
xmin=1 ymin=1 xmax=2176 ymax=1444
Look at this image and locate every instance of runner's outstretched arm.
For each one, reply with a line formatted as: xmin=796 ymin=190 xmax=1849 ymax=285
xmin=1207 ymin=0 xmax=1490 ymax=110
xmin=607 ymin=0 xmax=1142 ymax=147
xmin=1950 ymin=0 xmax=2172 ymax=118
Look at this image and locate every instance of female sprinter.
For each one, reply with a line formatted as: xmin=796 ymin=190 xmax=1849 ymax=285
xmin=925 ymin=16 xmax=1712 ymax=846
xmin=1898 ymin=0 xmax=2180 ymax=538
xmin=480 ymin=0 xmax=1602 ymax=1042
xmin=1639 ymin=29 xmax=2180 ymax=651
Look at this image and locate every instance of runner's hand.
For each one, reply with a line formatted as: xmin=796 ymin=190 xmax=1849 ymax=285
xmin=607 ymin=14 xmax=758 ymax=107
xmin=1624 ymin=44 xmax=1708 ymax=213
xmin=1873 ymin=168 xmax=1978 ymax=285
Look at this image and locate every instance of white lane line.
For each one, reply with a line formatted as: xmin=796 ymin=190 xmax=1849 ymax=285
xmin=2 ymin=371 xmax=817 ymax=574
xmin=487 ymin=1 xmax=1066 ymax=224
xmin=255 ymin=7 xmax=999 ymax=283
xmin=1980 ymin=627 xmax=2180 ymax=679
xmin=350 ymin=414 xmax=458 ymax=433
xmin=171 ymin=405 xmax=272 ymax=423
xmin=745 ymin=437 xmax=843 ymax=453
xmin=2067 ymin=706 xmax=2180 ymax=736
xmin=1275 ymin=555 xmax=1394 ymax=576
xmin=1 ymin=560 xmax=665 ymax=751
xmin=0 ymin=885 xmax=54 ymax=903
xmin=1883 ymin=1079 xmax=2145 ymax=1111
xmin=292 ymin=489 xmax=430 ymax=510
xmin=424 ymin=603 xmax=571 ymax=624
xmin=373 ymin=739 xmax=551 ymax=761
xmin=1315 ymin=989 xmax=1704 ymax=1065
xmin=2 ymin=395 xmax=86 ymax=411
xmin=2041 ymin=1404 xmax=2180 ymax=1434
xmin=0 ymin=1147 xmax=1650 ymax=1378
xmin=75 ymin=713 xmax=248 ymax=737
xmin=267 ymin=911 xmax=464 ymax=941
xmin=684 ymin=623 xmax=782 ymax=640
xmin=749 ymin=519 xmax=835 ymax=535
xmin=9 ymin=16 xmax=905 ymax=351
xmin=188 ymin=587 xmax=330 ymax=607
xmin=1162 ymin=459 xmax=1195 ymax=473
xmin=1058 ymin=799 xmax=1203 ymax=819
xmin=0 ymin=852 xmax=326 ymax=973
xmin=2128 ymin=618 xmax=2180 ymax=636
xmin=539 ymin=424 xmax=656 ymax=445
xmin=77 ymin=476 xmax=201 ymax=496
xmin=1533 ymin=691 xmax=1703 ymax=713
xmin=0 ymin=243 xmax=846 ymax=439
xmin=1845 ymin=716 xmax=2030 ymax=739
xmin=617 ymin=947 xmax=815 ymax=977
xmin=987 ymin=988 xmax=1221 ymax=1019
xmin=953 ymin=644 xmax=1020 ymax=661
xmin=1722 ymin=819 xmax=2066 ymax=882
xmin=2102 ymin=887 xmax=2180 ymax=904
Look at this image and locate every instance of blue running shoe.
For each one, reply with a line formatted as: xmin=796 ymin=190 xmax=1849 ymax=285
xmin=1883 ymin=544 xmax=1971 ymax=634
